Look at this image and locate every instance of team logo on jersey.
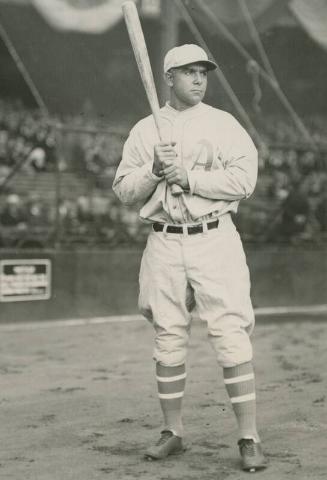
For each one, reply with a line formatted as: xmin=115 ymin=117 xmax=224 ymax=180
xmin=191 ymin=140 xmax=223 ymax=171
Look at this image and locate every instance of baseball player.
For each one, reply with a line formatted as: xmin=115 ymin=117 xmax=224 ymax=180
xmin=113 ymin=44 xmax=267 ymax=472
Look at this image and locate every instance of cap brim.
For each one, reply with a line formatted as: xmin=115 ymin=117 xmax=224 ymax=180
xmin=199 ymin=60 xmax=217 ymax=71
xmin=167 ymin=59 xmax=218 ymax=72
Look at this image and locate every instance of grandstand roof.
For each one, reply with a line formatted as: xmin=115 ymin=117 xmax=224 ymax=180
xmin=0 ymin=0 xmax=326 ymax=118
xmin=1 ymin=0 xmax=326 ymax=49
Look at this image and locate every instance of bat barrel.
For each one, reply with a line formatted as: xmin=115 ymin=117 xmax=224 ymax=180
xmin=122 ymin=1 xmax=183 ymax=196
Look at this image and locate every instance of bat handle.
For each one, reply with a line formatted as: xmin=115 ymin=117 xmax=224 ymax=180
xmin=170 ymin=183 xmax=184 ymax=196
xmin=156 ymin=126 xmax=184 ymax=197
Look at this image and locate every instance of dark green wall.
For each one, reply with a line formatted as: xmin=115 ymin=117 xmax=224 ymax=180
xmin=0 ymin=246 xmax=326 ymax=323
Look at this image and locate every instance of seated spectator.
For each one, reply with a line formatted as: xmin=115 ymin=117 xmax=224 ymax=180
xmin=76 ymin=195 xmax=93 ymax=226
xmin=27 ymin=147 xmax=47 ymax=171
xmin=26 ymin=194 xmax=50 ymax=226
xmin=0 ymin=165 xmax=10 ymax=185
xmin=267 ymin=175 xmax=311 ymax=242
xmin=0 ymin=193 xmax=27 ymax=228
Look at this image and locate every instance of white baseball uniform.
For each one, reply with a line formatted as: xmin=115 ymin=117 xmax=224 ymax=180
xmin=113 ymin=101 xmax=258 ymax=368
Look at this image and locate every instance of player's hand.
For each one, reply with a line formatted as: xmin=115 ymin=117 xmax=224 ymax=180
xmin=153 ymin=142 xmax=177 ymax=177
xmin=161 ymin=161 xmax=190 ymax=190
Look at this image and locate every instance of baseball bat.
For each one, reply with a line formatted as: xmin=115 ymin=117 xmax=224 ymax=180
xmin=122 ymin=1 xmax=183 ymax=196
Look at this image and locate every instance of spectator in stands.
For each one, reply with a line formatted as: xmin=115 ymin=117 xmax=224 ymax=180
xmin=272 ymin=174 xmax=311 ymax=242
xmin=58 ymin=198 xmax=78 ymax=234
xmin=27 ymin=147 xmax=47 ymax=171
xmin=26 ymin=194 xmax=50 ymax=227
xmin=299 ymin=150 xmax=316 ymax=175
xmin=92 ymin=195 xmax=119 ymax=243
xmin=76 ymin=195 xmax=93 ymax=228
xmin=0 ymin=165 xmax=10 ymax=186
xmin=119 ymin=207 xmax=147 ymax=245
xmin=0 ymin=193 xmax=27 ymax=228
xmin=35 ymin=128 xmax=57 ymax=171
xmin=267 ymin=170 xmax=289 ymax=202
xmin=85 ymin=144 xmax=106 ymax=175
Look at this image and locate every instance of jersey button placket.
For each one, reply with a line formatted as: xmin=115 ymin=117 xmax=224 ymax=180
xmin=168 ymin=119 xmax=183 ymax=222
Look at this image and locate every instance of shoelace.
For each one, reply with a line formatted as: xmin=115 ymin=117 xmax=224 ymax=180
xmin=239 ymin=439 xmax=256 ymax=457
xmin=156 ymin=431 xmax=173 ymax=446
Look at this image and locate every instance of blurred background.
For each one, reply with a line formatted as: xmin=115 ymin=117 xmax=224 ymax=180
xmin=0 ymin=0 xmax=326 ymax=321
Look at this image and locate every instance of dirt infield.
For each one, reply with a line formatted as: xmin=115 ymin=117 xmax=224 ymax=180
xmin=0 ymin=317 xmax=326 ymax=480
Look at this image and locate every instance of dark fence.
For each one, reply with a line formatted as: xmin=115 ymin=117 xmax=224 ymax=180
xmin=0 ymin=245 xmax=326 ymax=323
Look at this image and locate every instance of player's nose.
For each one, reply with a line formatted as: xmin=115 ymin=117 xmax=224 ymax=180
xmin=193 ymin=72 xmax=203 ymax=84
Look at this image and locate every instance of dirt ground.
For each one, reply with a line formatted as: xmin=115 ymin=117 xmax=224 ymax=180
xmin=0 ymin=316 xmax=326 ymax=480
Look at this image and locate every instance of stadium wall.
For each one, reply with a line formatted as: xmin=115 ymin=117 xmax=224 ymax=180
xmin=0 ymin=246 xmax=326 ymax=323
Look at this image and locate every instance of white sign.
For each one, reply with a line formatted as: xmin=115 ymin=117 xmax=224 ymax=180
xmin=0 ymin=259 xmax=51 ymax=302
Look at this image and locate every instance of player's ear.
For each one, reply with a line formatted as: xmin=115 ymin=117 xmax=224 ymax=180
xmin=164 ymin=70 xmax=174 ymax=87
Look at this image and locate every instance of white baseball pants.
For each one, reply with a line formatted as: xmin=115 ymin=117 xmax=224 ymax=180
xmin=138 ymin=214 xmax=255 ymax=368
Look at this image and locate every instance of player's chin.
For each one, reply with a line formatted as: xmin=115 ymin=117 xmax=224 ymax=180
xmin=188 ymin=91 xmax=204 ymax=104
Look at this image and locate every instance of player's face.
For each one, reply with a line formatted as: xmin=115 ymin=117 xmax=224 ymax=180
xmin=166 ymin=63 xmax=208 ymax=111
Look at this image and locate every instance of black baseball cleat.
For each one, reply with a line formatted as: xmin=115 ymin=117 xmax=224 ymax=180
xmin=238 ymin=438 xmax=268 ymax=472
xmin=144 ymin=430 xmax=185 ymax=460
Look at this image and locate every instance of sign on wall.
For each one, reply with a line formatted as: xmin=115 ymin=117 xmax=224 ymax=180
xmin=0 ymin=259 xmax=51 ymax=302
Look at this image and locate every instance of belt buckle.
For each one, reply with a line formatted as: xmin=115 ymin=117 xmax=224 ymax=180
xmin=202 ymin=221 xmax=209 ymax=235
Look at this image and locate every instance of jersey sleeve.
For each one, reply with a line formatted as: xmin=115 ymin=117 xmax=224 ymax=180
xmin=187 ymin=115 xmax=258 ymax=201
xmin=112 ymin=124 xmax=162 ymax=205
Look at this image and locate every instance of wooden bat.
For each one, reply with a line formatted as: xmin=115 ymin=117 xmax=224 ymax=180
xmin=122 ymin=1 xmax=183 ymax=196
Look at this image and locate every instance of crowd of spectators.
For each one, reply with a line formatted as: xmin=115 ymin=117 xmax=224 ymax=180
xmin=0 ymin=97 xmax=326 ymax=248
xmin=237 ymin=145 xmax=327 ymax=243
xmin=0 ymin=98 xmax=57 ymax=180
xmin=0 ymin=189 xmax=148 ymax=249
xmin=258 ymin=113 xmax=327 ymax=148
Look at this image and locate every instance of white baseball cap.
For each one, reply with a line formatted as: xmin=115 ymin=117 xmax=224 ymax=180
xmin=164 ymin=44 xmax=217 ymax=73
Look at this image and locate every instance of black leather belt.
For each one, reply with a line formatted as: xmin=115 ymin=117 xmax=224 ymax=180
xmin=152 ymin=219 xmax=219 ymax=235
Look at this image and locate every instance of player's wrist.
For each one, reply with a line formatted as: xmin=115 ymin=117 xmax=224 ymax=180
xmin=152 ymin=163 xmax=163 ymax=177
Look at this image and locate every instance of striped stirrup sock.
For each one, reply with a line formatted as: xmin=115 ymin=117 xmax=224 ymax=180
xmin=156 ymin=363 xmax=186 ymax=437
xmin=223 ymin=361 xmax=259 ymax=442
